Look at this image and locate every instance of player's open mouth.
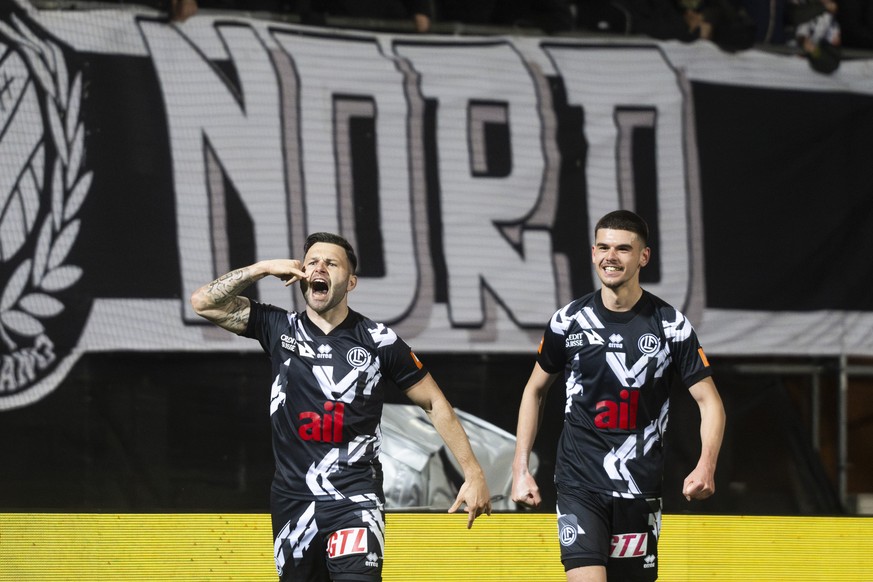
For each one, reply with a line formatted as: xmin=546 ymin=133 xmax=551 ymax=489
xmin=310 ymin=279 xmax=329 ymax=295
xmin=603 ymin=266 xmax=621 ymax=272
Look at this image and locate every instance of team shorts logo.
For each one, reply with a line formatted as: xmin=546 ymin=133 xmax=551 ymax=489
xmin=643 ymin=554 xmax=657 ymax=568
xmin=0 ymin=16 xmax=92 ymax=410
xmin=346 ymin=346 xmax=369 ymax=368
xmin=557 ymin=513 xmax=584 ymax=546
xmin=638 ymin=333 xmax=660 ymax=355
xmin=327 ymin=528 xmax=368 ymax=559
xmin=610 ymin=532 xmax=648 ymax=558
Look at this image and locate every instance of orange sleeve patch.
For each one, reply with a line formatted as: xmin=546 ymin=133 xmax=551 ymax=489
xmin=698 ymin=347 xmax=710 ymax=367
xmin=410 ymin=351 xmax=423 ymax=369
xmin=537 ymin=336 xmax=544 ymax=354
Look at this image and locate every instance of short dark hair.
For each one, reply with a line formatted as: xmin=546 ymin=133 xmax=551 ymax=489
xmin=303 ymin=232 xmax=358 ymax=274
xmin=594 ymin=210 xmax=649 ymax=247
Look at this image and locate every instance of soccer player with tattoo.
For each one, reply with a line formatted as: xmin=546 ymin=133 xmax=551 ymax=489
xmin=191 ymin=232 xmax=491 ymax=582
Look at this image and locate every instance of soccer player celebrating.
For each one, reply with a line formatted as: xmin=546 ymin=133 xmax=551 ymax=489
xmin=191 ymin=232 xmax=491 ymax=581
xmin=511 ymin=210 xmax=725 ymax=582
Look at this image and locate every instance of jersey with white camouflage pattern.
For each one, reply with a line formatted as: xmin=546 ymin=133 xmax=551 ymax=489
xmin=537 ymin=290 xmax=712 ymax=498
xmin=244 ymin=301 xmax=428 ymax=501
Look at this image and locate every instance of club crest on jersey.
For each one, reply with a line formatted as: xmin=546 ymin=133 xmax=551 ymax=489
xmin=346 ymin=346 xmax=370 ymax=368
xmin=638 ymin=333 xmax=660 ymax=355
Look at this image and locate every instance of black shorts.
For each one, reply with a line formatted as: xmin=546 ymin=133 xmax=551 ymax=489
xmin=272 ymin=490 xmax=385 ymax=582
xmin=555 ymin=484 xmax=661 ymax=582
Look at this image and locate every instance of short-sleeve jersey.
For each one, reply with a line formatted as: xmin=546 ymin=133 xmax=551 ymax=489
xmin=243 ymin=300 xmax=428 ymax=501
xmin=537 ymin=290 xmax=712 ymax=499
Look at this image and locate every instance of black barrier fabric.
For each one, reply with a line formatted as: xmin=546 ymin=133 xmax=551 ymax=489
xmin=694 ymin=82 xmax=873 ymax=311
xmin=0 ymin=352 xmax=842 ymax=514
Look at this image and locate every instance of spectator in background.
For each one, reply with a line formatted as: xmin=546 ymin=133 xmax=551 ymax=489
xmin=171 ymin=0 xmax=198 ymax=21
xmin=693 ymin=0 xmax=757 ymax=50
xmin=576 ymin=0 xmax=689 ymax=38
xmin=739 ymin=0 xmax=786 ymax=44
xmin=787 ymin=0 xmax=841 ymax=73
xmin=169 ymin=0 xmax=298 ymax=22
xmin=311 ymin=0 xmax=434 ymax=32
xmin=576 ymin=0 xmax=755 ymax=51
xmin=109 ymin=0 xmax=198 ymax=21
xmin=489 ymin=0 xmax=576 ymax=33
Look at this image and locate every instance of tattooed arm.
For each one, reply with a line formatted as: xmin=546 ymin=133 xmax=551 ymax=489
xmin=190 ymin=259 xmax=306 ymax=334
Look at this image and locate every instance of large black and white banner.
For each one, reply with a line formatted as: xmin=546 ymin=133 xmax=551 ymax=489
xmin=2 ymin=0 xmax=873 ymax=409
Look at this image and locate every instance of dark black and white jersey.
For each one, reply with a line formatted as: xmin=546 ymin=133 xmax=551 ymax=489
xmin=243 ymin=301 xmax=428 ymax=501
xmin=537 ymin=290 xmax=712 ymax=499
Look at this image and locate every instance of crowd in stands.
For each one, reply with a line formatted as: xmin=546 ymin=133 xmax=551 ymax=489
xmin=130 ymin=0 xmax=873 ymax=73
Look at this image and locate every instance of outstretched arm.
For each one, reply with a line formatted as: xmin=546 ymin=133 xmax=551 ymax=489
xmin=511 ymin=363 xmax=558 ymax=508
xmin=682 ymin=376 xmax=725 ymax=501
xmin=190 ymin=259 xmax=306 ymax=334
xmin=405 ymin=374 xmax=492 ymax=528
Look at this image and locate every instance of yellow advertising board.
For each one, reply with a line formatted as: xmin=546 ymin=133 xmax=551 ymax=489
xmin=1 ymin=513 xmax=871 ymax=581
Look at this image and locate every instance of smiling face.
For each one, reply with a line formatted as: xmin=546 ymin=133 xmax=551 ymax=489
xmin=300 ymin=242 xmax=357 ymax=316
xmin=591 ymin=228 xmax=650 ymax=291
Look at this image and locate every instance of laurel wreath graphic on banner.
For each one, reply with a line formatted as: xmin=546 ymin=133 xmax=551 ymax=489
xmin=0 ymin=15 xmax=90 ymax=351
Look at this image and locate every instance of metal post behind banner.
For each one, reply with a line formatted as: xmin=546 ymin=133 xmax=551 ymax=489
xmin=811 ymin=371 xmax=821 ymax=451
xmin=839 ymin=354 xmax=848 ymax=510
xmin=842 ymin=359 xmax=873 ymax=512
